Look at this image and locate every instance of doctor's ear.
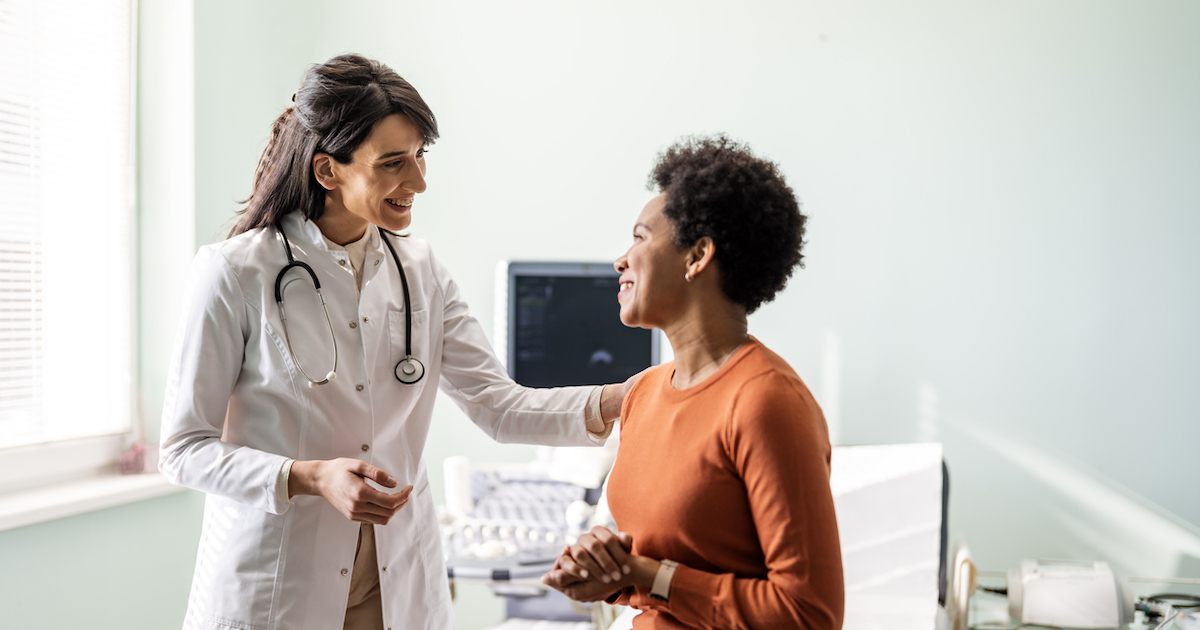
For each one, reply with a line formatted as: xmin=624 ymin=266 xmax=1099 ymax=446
xmin=312 ymin=153 xmax=338 ymax=191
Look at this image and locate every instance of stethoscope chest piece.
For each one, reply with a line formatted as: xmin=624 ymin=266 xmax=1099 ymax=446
xmin=395 ymin=356 xmax=425 ymax=384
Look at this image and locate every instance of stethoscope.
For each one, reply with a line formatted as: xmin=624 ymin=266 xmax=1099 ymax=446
xmin=274 ymin=222 xmax=425 ymax=388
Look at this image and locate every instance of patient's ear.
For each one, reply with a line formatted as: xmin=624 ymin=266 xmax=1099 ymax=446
xmin=685 ymin=236 xmax=716 ymax=278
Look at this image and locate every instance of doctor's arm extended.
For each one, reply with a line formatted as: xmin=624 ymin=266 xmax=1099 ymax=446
xmin=158 ymin=248 xmax=410 ymax=523
xmin=431 ymin=254 xmax=633 ymax=445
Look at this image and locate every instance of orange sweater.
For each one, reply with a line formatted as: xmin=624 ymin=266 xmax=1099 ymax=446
xmin=607 ymin=337 xmax=844 ymax=630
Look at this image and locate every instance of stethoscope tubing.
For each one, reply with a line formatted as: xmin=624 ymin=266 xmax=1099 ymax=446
xmin=378 ymin=226 xmax=425 ymax=384
xmin=378 ymin=227 xmax=413 ymax=359
xmin=273 ymin=221 xmax=424 ymax=387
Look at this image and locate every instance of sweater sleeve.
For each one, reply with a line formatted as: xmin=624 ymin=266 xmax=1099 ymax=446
xmin=627 ymin=372 xmax=845 ymax=630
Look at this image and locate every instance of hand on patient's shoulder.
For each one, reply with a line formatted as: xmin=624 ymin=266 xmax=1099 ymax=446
xmin=623 ymin=368 xmax=649 ymax=396
xmin=600 ymin=368 xmax=652 ymax=423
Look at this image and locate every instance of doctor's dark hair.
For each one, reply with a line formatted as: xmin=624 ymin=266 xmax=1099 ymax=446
xmin=649 ymin=134 xmax=806 ymax=314
xmin=229 ymin=54 xmax=439 ymax=237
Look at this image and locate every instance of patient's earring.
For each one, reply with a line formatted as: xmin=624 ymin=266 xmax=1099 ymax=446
xmin=684 ymin=271 xmax=693 ymax=282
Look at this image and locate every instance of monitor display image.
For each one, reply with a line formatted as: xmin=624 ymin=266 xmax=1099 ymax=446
xmin=504 ymin=262 xmax=658 ymax=388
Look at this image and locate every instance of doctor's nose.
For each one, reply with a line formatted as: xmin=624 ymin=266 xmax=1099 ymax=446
xmin=614 ymin=256 xmax=628 ymax=274
xmin=404 ymin=163 xmax=427 ymax=194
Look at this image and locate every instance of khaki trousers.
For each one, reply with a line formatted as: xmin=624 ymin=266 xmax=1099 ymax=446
xmin=343 ymin=522 xmax=384 ymax=630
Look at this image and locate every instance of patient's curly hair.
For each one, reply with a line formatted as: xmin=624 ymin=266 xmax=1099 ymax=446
xmin=648 ymin=134 xmax=806 ymax=314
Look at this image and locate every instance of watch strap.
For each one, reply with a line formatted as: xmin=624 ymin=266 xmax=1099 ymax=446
xmin=649 ymin=559 xmax=679 ymax=602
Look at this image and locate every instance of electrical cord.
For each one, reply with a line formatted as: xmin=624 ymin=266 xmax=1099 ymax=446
xmin=1152 ymin=610 xmax=1181 ymax=630
xmin=1138 ymin=593 xmax=1200 ymax=627
xmin=1149 ymin=595 xmax=1200 ymax=611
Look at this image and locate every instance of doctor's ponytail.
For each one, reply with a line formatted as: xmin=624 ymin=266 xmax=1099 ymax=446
xmin=251 ymin=106 xmax=303 ymax=208
xmin=229 ymin=54 xmax=439 ymax=238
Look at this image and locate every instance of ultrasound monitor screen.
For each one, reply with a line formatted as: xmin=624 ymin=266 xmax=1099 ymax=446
xmin=508 ymin=265 xmax=655 ymax=388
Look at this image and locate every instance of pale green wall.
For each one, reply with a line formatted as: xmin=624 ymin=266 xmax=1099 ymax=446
xmin=188 ymin=0 xmax=1200 ymax=585
xmin=0 ymin=491 xmax=205 ymax=629
xmin=0 ymin=2 xmax=204 ymax=629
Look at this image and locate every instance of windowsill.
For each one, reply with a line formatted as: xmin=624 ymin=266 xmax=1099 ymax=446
xmin=0 ymin=472 xmax=187 ymax=532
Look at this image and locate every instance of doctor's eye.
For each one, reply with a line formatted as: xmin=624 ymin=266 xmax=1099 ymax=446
xmin=417 ymin=148 xmax=428 ymax=159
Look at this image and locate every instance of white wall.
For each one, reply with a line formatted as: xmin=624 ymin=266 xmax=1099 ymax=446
xmin=189 ymin=0 xmax=1200 ymax=625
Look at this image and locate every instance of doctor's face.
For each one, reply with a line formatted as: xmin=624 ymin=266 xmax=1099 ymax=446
xmin=614 ymin=194 xmax=691 ymax=330
xmin=320 ymin=113 xmax=428 ymax=236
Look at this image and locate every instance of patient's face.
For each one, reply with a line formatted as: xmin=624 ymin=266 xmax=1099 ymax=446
xmin=614 ymin=194 xmax=690 ymax=329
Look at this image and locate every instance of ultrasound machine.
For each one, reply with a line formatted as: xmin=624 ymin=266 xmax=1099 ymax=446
xmin=439 ymin=262 xmax=660 ymax=625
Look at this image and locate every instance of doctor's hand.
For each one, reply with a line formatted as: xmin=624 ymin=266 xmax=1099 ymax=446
xmin=289 ymin=458 xmax=413 ymax=525
xmin=599 ymin=368 xmax=650 ymax=422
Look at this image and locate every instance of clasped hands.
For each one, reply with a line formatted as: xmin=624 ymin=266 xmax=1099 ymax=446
xmin=289 ymin=458 xmax=413 ymax=525
xmin=542 ymin=526 xmax=662 ymax=602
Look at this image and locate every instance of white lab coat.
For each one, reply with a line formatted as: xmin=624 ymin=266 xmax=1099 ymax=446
xmin=159 ymin=213 xmax=597 ymax=630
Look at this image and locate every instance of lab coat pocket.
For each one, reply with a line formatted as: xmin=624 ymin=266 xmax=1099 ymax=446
xmin=388 ymin=308 xmax=431 ymax=385
xmin=194 ymin=496 xmax=283 ymax=629
xmin=414 ymin=481 xmax=452 ymax=608
xmin=378 ymin=479 xmax=451 ymax=628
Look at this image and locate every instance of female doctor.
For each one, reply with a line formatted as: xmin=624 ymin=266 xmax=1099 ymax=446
xmin=159 ymin=54 xmax=627 ymax=630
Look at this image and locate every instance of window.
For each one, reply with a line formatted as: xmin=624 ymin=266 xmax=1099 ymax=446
xmin=0 ymin=0 xmax=135 ymax=480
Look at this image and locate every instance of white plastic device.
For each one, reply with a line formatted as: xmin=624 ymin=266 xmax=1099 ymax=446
xmin=948 ymin=539 xmax=976 ymax=630
xmin=1007 ymin=560 xmax=1133 ymax=628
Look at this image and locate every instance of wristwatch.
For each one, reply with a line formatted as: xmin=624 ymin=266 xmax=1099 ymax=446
xmin=649 ymin=559 xmax=679 ymax=602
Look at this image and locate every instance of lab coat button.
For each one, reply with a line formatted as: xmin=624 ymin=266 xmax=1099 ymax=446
xmin=362 ymin=316 xmax=369 ymax=323
xmin=341 ymin=568 xmax=349 ymax=576
xmin=361 ymin=444 xmax=369 ymax=452
xmin=374 ymin=259 xmax=381 ymax=266
xmin=382 ymin=566 xmax=387 ymax=572
xmin=338 ymin=259 xmax=347 ymax=266
xmin=349 ymin=321 xmax=357 ymax=329
xmin=356 ymin=384 xmax=365 ymax=391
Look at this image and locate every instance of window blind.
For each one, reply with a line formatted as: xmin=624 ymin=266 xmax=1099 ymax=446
xmin=0 ymin=0 xmax=134 ymax=449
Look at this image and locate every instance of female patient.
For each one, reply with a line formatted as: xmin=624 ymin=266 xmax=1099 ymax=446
xmin=543 ymin=135 xmax=844 ymax=630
